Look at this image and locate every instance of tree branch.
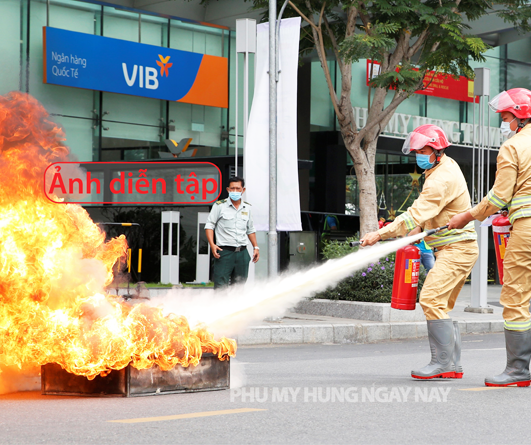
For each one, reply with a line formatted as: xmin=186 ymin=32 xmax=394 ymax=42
xmin=292 ymin=0 xmax=343 ymax=121
xmin=318 ymin=1 xmax=325 ymax=29
xmin=288 ymin=1 xmax=318 ymax=32
xmin=358 ymin=2 xmax=370 ymax=31
xmin=323 ymin=15 xmax=343 ymax=73
xmin=358 ymin=91 xmax=409 ymax=140
xmin=407 ymin=27 xmax=429 ymax=59
xmin=345 ymin=6 xmax=358 ymax=39
xmin=389 ymin=30 xmax=410 ymax=69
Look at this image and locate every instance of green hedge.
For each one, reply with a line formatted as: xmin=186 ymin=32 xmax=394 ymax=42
xmin=314 ymin=239 xmax=427 ymax=303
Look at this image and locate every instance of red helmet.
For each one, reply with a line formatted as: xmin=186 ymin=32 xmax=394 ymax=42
xmin=489 ymin=88 xmax=531 ymax=119
xmin=402 ymin=124 xmax=450 ymax=154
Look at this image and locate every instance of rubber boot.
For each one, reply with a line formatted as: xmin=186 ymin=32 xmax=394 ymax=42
xmin=412 ymin=319 xmax=456 ymax=379
xmin=485 ymin=328 xmax=531 ymax=387
xmin=452 ymin=321 xmax=463 ymax=379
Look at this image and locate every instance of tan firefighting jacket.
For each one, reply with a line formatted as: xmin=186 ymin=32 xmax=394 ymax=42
xmin=378 ymin=154 xmax=476 ymax=248
xmin=470 ymin=123 xmax=531 ymax=223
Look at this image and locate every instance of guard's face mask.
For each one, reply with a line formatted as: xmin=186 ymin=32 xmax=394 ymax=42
xmin=416 ymin=153 xmax=435 ymax=170
xmin=500 ymin=118 xmax=516 ymax=137
xmin=229 ymin=191 xmax=242 ymax=201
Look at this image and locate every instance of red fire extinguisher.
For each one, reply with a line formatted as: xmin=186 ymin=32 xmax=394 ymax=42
xmin=492 ymin=212 xmax=512 ymax=284
xmin=391 ymin=244 xmax=421 ymax=310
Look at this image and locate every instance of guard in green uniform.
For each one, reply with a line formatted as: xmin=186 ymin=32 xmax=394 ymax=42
xmin=205 ymin=176 xmax=259 ymax=289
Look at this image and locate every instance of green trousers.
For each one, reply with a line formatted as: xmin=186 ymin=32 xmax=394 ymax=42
xmin=213 ymin=248 xmax=251 ymax=289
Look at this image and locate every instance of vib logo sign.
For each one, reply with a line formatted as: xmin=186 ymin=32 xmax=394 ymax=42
xmin=122 ymin=55 xmax=172 ymax=90
xmin=43 ymin=27 xmax=228 ymax=108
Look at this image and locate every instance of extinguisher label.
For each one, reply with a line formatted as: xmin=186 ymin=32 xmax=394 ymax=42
xmin=405 ymin=259 xmax=421 ymax=287
xmin=497 ymin=233 xmax=510 ymax=260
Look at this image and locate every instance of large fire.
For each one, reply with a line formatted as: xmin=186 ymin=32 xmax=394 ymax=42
xmin=0 ymin=92 xmax=236 ymax=380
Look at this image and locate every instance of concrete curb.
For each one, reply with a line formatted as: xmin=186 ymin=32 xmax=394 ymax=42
xmin=292 ymin=299 xmax=426 ymax=322
xmin=235 ymin=320 xmax=504 ymax=346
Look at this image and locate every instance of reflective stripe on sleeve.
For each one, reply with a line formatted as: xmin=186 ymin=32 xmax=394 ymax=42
xmin=504 ymin=320 xmax=531 ymax=331
xmin=487 ymin=190 xmax=508 ymax=209
xmin=397 ymin=212 xmax=416 ymax=231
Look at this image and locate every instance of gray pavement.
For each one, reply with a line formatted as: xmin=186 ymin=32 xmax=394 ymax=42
xmin=1 ymin=333 xmax=528 ymax=445
xmin=235 ymin=284 xmax=505 ymax=346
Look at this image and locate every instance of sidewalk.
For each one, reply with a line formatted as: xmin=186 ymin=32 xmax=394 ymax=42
xmin=235 ymin=284 xmax=504 ymax=346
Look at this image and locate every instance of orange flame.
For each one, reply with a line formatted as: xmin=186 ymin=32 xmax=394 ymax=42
xmin=0 ymin=92 xmax=236 ymax=380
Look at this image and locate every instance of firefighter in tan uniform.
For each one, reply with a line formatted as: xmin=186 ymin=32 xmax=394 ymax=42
xmin=449 ymin=88 xmax=531 ymax=387
xmin=362 ymin=125 xmax=478 ymax=380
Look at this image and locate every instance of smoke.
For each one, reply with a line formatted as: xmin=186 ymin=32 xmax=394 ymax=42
xmin=148 ymin=234 xmax=426 ymax=338
xmin=229 ymin=359 xmax=247 ymax=388
xmin=0 ymin=365 xmax=40 ymax=395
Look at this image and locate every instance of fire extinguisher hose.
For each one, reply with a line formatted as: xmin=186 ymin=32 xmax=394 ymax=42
xmin=423 ymin=225 xmax=449 ymax=236
xmin=351 ymin=225 xmax=449 ymax=248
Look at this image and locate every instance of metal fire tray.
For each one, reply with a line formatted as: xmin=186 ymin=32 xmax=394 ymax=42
xmin=41 ymin=353 xmax=229 ymax=397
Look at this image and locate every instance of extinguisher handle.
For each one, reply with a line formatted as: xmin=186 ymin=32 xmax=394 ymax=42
xmin=424 ymin=225 xmax=449 ymax=236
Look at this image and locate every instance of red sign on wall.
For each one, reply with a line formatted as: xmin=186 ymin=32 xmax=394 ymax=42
xmin=366 ymin=60 xmax=478 ymax=103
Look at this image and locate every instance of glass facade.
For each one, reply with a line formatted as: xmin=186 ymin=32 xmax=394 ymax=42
xmin=0 ymin=0 xmax=254 ymax=164
xmin=308 ymin=40 xmax=530 ymax=216
xmin=2 ymin=0 xmax=530 ymax=279
xmin=0 ymin=0 xmax=259 ymax=282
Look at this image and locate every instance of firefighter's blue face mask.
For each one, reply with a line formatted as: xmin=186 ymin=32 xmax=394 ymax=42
xmin=416 ymin=152 xmax=435 ymax=170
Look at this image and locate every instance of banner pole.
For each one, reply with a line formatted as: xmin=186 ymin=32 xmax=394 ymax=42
xmin=268 ymin=0 xmax=278 ymax=278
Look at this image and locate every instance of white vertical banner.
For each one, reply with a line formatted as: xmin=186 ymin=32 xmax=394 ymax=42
xmin=244 ymin=17 xmax=302 ymax=232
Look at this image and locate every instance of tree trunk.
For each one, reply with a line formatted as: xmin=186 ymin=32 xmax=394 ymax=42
xmin=336 ymin=84 xmax=408 ymax=237
xmin=347 ymin=137 xmax=379 ymax=238
xmin=338 ymin=116 xmax=379 ymax=237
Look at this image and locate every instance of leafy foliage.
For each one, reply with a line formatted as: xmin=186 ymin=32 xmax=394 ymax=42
xmin=339 ymin=22 xmax=399 ymax=63
xmin=247 ymin=0 xmax=531 ymax=235
xmin=320 ymin=236 xmax=359 ymax=259
xmin=250 ymin=0 xmax=531 ymax=101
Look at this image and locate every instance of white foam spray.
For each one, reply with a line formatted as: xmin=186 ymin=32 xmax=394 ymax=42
xmin=149 ymin=233 xmax=426 ymax=338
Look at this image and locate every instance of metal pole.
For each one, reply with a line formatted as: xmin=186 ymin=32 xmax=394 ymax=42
xmin=235 ymin=50 xmax=238 ymax=173
xmin=275 ymin=0 xmax=289 ymax=82
xmin=479 ymin=96 xmax=483 ymax=199
xmin=469 ymin=95 xmax=492 ymax=313
xmin=268 ymin=0 xmax=278 ymax=278
xmin=472 ymin=96 xmax=476 ymax=206
xmin=486 ymin=95 xmax=491 ymax=190
xmin=468 ymin=69 xmax=493 ymax=314
xmin=482 ymin=97 xmax=486 ymax=198
xmin=243 ymin=51 xmax=249 ymax=155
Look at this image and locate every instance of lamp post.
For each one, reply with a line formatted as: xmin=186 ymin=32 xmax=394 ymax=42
xmin=268 ymin=0 xmax=289 ymax=278
xmin=268 ymin=0 xmax=278 ymax=277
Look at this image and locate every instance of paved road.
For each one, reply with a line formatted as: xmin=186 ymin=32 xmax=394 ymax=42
xmin=1 ymin=333 xmax=528 ymax=445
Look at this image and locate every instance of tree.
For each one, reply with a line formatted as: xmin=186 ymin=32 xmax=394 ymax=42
xmin=253 ymin=0 xmax=531 ymax=236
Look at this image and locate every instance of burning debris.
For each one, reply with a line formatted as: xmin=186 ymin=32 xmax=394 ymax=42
xmin=41 ymin=354 xmax=229 ymax=397
xmin=0 ymin=92 xmax=236 ymax=383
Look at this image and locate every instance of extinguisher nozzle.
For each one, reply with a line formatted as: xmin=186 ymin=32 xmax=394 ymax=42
xmin=349 ymin=241 xmax=361 ymax=248
xmin=424 ymin=225 xmax=449 ymax=236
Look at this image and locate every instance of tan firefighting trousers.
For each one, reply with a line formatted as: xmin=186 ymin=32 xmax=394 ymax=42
xmin=419 ymin=240 xmax=479 ymax=320
xmin=501 ymin=217 xmax=531 ymax=330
